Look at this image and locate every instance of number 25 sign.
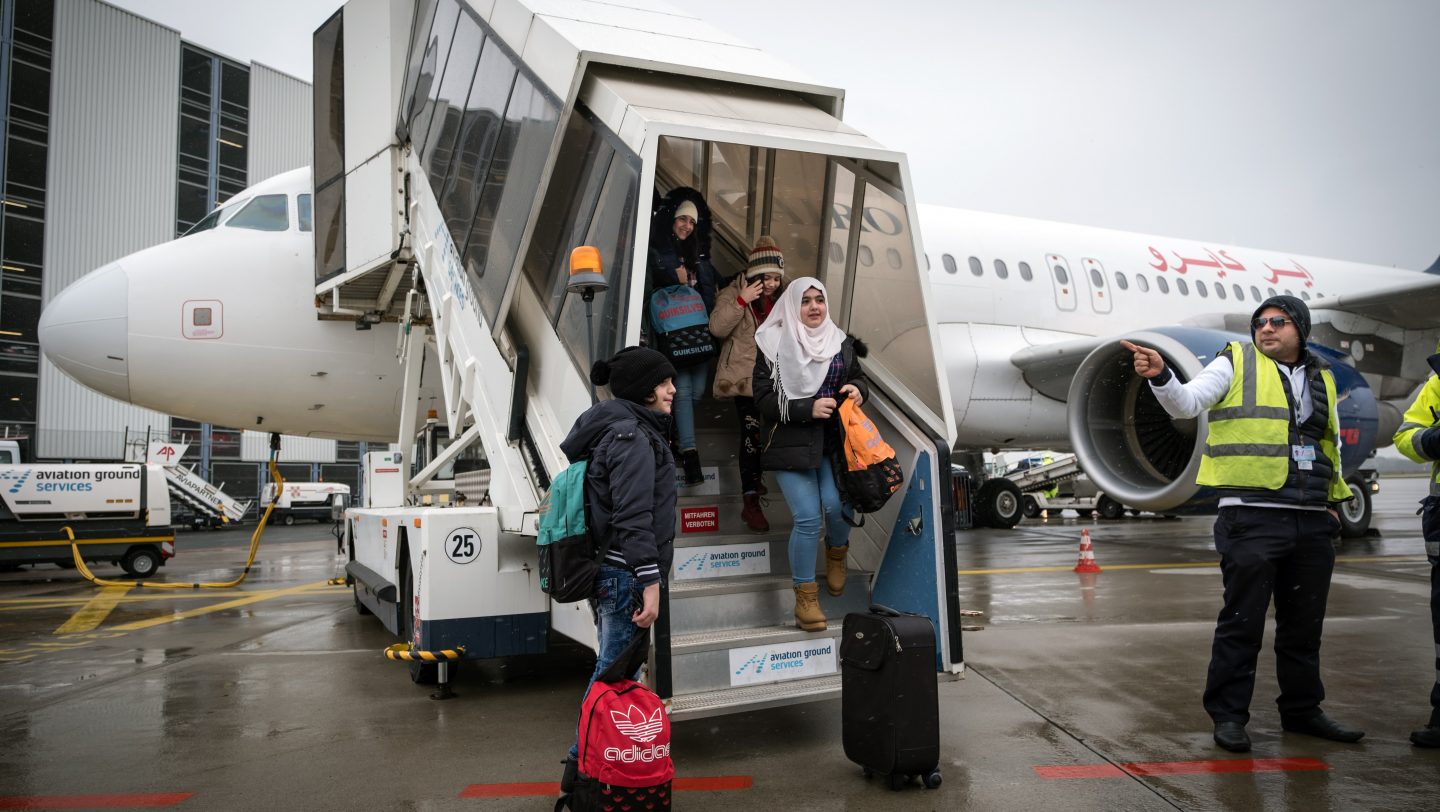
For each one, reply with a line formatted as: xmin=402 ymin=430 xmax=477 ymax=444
xmin=445 ymin=527 xmax=481 ymax=564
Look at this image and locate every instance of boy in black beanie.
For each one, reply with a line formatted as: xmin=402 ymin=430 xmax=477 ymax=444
xmin=558 ymin=346 xmax=678 ymax=789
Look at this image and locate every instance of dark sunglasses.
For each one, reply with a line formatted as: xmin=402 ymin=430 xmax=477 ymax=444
xmin=1251 ymin=316 xmax=1291 ymax=331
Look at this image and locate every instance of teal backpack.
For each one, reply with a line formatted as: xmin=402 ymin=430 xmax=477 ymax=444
xmin=537 ymin=460 xmax=601 ymax=602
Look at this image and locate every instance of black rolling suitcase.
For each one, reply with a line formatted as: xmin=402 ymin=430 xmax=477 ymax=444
xmin=840 ymin=605 xmax=942 ymax=791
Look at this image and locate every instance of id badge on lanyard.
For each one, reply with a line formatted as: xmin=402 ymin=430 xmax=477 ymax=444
xmin=1292 ymin=444 xmax=1317 ymax=471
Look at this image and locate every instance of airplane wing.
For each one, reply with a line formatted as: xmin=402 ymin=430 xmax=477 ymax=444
xmin=1308 ymin=274 xmax=1440 ymax=330
xmin=1010 ymin=336 xmax=1109 ymax=401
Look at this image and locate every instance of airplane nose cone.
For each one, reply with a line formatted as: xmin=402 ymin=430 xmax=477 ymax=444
xmin=38 ymin=262 xmax=130 ymax=402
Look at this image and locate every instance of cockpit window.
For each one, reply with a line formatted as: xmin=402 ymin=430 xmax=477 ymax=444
xmin=226 ymin=194 xmax=289 ymax=232
xmin=298 ymin=194 xmax=313 ymax=232
xmin=182 ymin=207 xmax=224 ymax=237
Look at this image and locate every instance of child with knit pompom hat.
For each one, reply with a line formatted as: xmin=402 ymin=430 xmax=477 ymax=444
xmin=708 ymin=235 xmax=787 ymax=532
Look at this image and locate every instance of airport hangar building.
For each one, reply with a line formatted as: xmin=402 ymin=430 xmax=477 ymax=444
xmin=1 ymin=0 xmax=369 ymax=508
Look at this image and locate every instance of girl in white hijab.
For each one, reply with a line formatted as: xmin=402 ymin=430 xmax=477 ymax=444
xmin=752 ymin=277 xmax=868 ymax=632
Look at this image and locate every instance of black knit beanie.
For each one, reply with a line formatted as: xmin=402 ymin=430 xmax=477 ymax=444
xmin=590 ymin=346 xmax=677 ymax=405
xmin=1251 ymin=294 xmax=1311 ymax=342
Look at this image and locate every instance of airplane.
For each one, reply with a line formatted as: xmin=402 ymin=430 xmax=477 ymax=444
xmin=40 ymin=165 xmax=1440 ymax=538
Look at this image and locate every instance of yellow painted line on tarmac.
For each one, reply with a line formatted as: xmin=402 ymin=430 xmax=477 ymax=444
xmin=958 ymin=553 xmax=1429 ymax=576
xmin=106 ymin=581 xmax=337 ymax=632
xmin=54 ymin=585 xmax=132 ymax=635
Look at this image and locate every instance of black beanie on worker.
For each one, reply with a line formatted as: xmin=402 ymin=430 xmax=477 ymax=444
xmin=1251 ymin=294 xmax=1311 ymax=343
xmin=590 ymin=346 xmax=677 ymax=404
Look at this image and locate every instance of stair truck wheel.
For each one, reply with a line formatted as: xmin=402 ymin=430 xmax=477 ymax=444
xmin=1338 ymin=477 xmax=1371 ymax=538
xmin=976 ymin=479 xmax=1023 ymax=529
xmin=281 ymin=513 xmax=295 ymax=526
xmin=122 ymin=546 xmax=161 ymax=578
xmin=399 ymin=560 xmax=438 ymax=684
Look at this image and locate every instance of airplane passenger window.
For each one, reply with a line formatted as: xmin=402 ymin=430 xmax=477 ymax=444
xmin=1018 ymin=261 xmax=1033 ymax=281
xmin=1088 ymin=268 xmax=1103 ymax=288
xmin=1283 ymin=289 xmax=1294 ymax=297
xmin=968 ymin=257 xmax=983 ymax=276
xmin=1113 ymin=271 xmax=1127 ymax=290
xmin=226 ymin=194 xmax=289 ymax=232
xmin=1176 ymin=279 xmax=1189 ymax=295
xmin=942 ymin=254 xmax=957 ymax=274
xmin=886 ymin=248 xmax=902 ymax=270
xmin=1136 ymin=274 xmax=1149 ymax=292
xmin=1267 ymin=287 xmax=1277 ymax=298
xmin=1249 ymin=285 xmax=1260 ymax=301
xmin=1196 ymin=280 xmax=1208 ymax=297
xmin=923 ymin=253 xmax=930 ymax=270
xmin=1052 ymin=265 xmax=1068 ymax=284
xmin=830 ymin=243 xmax=844 ymax=264
xmin=1300 ymin=291 xmax=1311 ymax=301
xmin=1156 ymin=276 xmax=1169 ymax=294
xmin=858 ymin=245 xmax=874 ymax=267
xmin=298 ymin=194 xmax=313 ymax=232
xmin=1232 ymin=284 xmax=1244 ymax=300
xmin=1215 ymin=281 xmax=1226 ymax=299
xmin=993 ymin=259 xmax=1008 ymax=279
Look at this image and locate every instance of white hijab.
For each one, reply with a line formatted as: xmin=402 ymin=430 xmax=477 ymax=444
xmin=754 ymin=277 xmax=846 ymax=413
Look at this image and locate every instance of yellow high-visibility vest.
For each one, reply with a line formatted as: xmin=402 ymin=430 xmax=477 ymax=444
xmin=1195 ymin=342 xmax=1351 ymax=502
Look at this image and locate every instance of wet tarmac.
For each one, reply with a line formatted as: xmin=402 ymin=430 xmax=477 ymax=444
xmin=1 ymin=479 xmax=1437 ymax=810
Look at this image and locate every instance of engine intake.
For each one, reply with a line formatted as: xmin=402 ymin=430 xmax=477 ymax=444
xmin=1067 ymin=328 xmax=1241 ymax=512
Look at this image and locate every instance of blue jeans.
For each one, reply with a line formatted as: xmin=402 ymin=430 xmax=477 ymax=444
xmin=775 ymin=457 xmax=851 ymax=585
xmin=569 ymin=565 xmax=643 ymax=759
xmin=672 ymin=363 xmax=707 ymax=451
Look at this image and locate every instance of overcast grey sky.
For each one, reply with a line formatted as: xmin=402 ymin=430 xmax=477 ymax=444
xmin=110 ymin=0 xmax=1440 ymax=270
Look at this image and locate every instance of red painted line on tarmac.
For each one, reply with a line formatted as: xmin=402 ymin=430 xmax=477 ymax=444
xmin=459 ymin=775 xmax=752 ymax=797
xmin=1035 ymin=757 xmax=1329 ymax=780
xmin=0 ymin=794 xmax=193 ymax=809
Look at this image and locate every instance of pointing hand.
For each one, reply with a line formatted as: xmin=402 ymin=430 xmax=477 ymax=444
xmin=1120 ymin=340 xmax=1165 ymax=379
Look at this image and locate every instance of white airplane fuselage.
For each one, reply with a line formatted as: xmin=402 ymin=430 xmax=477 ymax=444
xmin=38 ymin=169 xmax=1428 ymax=451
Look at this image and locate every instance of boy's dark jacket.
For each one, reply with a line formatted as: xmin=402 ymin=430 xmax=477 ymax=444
xmin=559 ymin=399 xmax=676 ymax=587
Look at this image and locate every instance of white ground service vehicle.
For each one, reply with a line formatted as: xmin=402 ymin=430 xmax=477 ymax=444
xmin=0 ymin=463 xmax=174 ymax=576
xmin=261 ymin=482 xmax=351 ymax=525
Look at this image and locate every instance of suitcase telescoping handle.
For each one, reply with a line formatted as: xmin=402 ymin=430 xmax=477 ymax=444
xmin=869 ymin=604 xmax=904 ymax=617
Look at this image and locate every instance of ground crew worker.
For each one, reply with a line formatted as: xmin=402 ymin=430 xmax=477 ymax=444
xmin=1122 ymin=294 xmax=1362 ymax=753
xmin=1390 ymin=348 xmax=1440 ymax=749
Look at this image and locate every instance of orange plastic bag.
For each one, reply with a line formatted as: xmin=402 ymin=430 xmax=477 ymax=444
xmin=839 ymin=399 xmax=896 ymax=471
xmin=836 ymin=399 xmax=904 ymax=513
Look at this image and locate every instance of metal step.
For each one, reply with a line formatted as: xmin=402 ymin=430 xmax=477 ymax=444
xmin=667 ymin=674 xmax=842 ymax=722
xmin=669 ymin=623 xmax=845 ymax=693
xmin=668 ymin=572 xmax=871 ymax=635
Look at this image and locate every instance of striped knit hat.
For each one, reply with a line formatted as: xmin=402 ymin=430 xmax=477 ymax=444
xmin=746 ymin=236 xmax=785 ymax=279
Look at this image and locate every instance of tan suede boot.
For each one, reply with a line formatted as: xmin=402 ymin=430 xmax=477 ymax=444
xmin=792 ymin=582 xmax=826 ymax=631
xmin=825 ymin=545 xmax=848 ymax=596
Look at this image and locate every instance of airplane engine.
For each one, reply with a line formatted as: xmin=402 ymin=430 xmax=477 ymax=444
xmin=1066 ymin=327 xmax=1378 ymax=513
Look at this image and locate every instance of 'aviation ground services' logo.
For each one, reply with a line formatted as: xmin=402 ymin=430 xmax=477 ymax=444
xmin=0 ymin=468 xmax=31 ymax=493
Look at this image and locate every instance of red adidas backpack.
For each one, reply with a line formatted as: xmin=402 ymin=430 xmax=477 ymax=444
xmin=578 ymin=677 xmax=673 ymax=786
xmin=566 ymin=634 xmax=673 ymax=811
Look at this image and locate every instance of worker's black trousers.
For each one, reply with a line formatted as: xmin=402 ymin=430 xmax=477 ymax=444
xmin=1203 ymin=506 xmax=1337 ymax=725
xmin=1429 ymin=541 xmax=1439 ymax=726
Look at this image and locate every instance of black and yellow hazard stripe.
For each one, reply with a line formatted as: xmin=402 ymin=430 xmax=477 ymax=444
xmin=384 ymin=642 xmax=465 ymax=662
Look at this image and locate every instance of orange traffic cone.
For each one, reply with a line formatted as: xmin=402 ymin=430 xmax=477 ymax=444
xmin=1073 ymin=528 xmax=1102 ymax=573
